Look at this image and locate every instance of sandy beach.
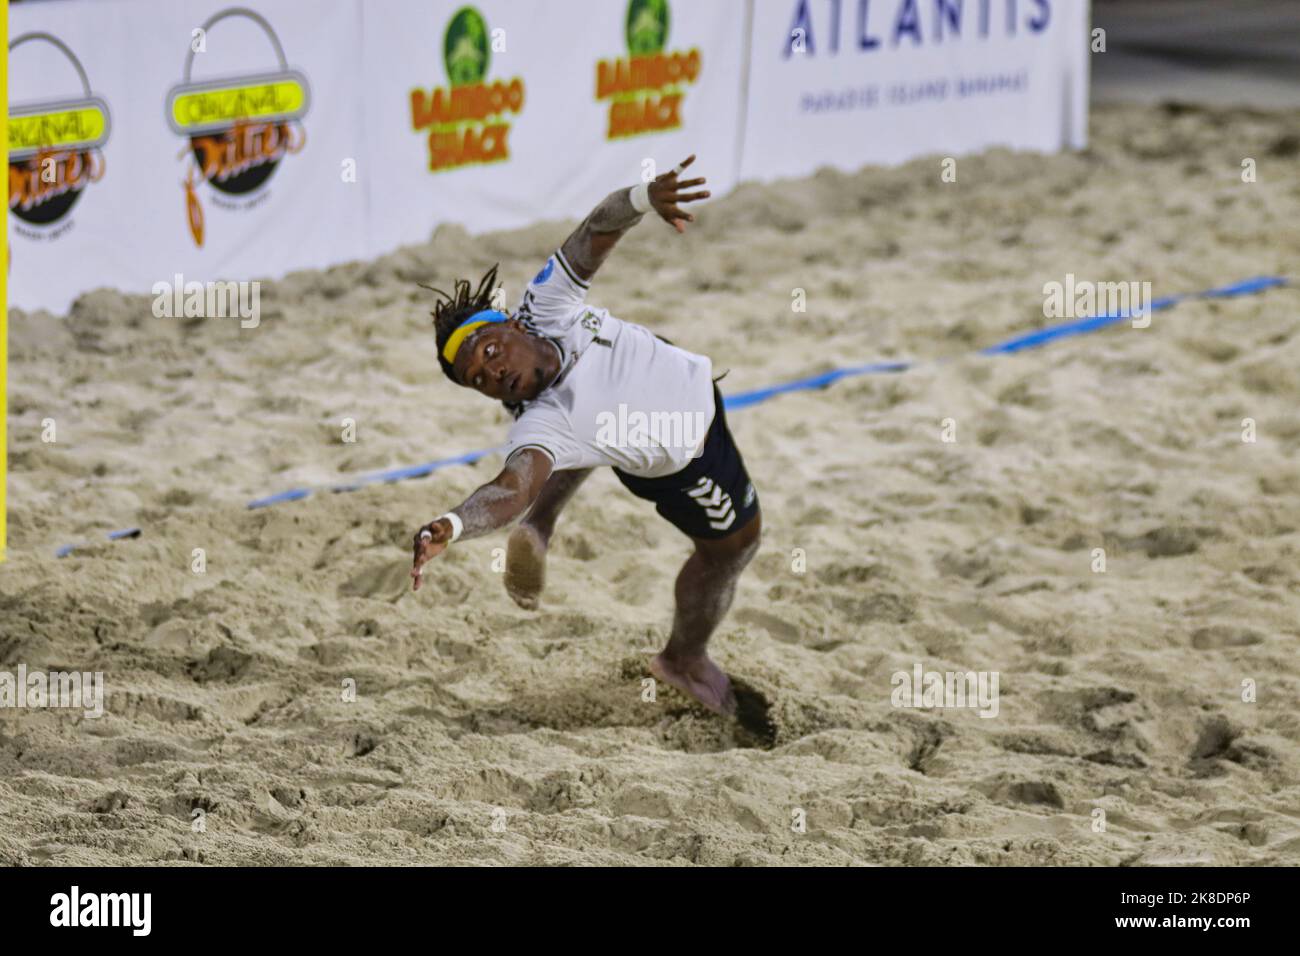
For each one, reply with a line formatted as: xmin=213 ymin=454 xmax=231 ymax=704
xmin=2 ymin=101 xmax=1298 ymax=866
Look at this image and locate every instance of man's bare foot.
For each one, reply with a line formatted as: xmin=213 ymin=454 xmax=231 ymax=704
xmin=650 ymin=652 xmax=737 ymax=716
xmin=505 ymin=523 xmax=547 ymax=609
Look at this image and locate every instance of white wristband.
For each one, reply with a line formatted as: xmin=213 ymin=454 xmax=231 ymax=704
xmin=437 ymin=512 xmax=464 ymax=543
xmin=629 ymin=182 xmax=652 ymax=214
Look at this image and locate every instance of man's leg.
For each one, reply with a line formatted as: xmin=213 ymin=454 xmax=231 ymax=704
xmin=650 ymin=508 xmax=761 ymax=715
xmin=505 ymin=468 xmax=592 ymax=609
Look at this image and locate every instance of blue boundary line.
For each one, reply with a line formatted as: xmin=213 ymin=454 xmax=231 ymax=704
xmin=53 ymin=275 xmax=1287 ymax=556
xmin=54 ymin=527 xmax=141 ymax=559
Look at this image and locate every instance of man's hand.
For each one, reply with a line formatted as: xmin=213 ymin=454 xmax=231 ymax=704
xmin=560 ymin=156 xmax=709 ymax=279
xmin=408 ymin=452 xmax=551 ymax=592
xmin=648 ymin=155 xmax=710 ymax=234
xmin=411 ymin=518 xmax=453 ymax=591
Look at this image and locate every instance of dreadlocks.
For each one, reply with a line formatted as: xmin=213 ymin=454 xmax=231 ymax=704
xmin=428 ymin=263 xmax=501 ymax=383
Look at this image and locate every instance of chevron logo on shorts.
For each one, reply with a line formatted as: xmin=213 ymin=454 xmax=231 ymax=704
xmin=687 ymin=476 xmax=735 ymax=531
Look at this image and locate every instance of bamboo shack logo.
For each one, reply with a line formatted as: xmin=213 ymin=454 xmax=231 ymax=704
xmin=410 ymin=6 xmax=524 ymax=173
xmin=165 ymin=7 xmax=311 ymax=247
xmin=596 ymin=0 xmax=700 ymax=139
xmin=7 ymin=33 xmax=111 ymax=236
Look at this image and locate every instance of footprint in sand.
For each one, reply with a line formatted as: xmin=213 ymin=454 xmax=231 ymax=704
xmin=338 ymin=559 xmax=411 ymax=599
xmin=731 ymin=677 xmax=778 ymax=748
xmin=733 ymin=607 xmax=801 ymax=643
xmin=1190 ymin=625 xmax=1264 ymax=650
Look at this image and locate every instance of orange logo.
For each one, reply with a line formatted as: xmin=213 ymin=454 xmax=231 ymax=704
xmin=409 ymin=6 xmax=525 ymax=173
xmin=595 ymin=0 xmax=700 ymax=139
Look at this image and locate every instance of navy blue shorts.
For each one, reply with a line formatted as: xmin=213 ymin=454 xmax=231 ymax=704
xmin=613 ymin=387 xmax=759 ymax=540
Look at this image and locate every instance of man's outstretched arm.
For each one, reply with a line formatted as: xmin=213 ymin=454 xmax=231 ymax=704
xmin=560 ymin=154 xmax=710 ymax=282
xmin=410 ymin=447 xmax=553 ymax=590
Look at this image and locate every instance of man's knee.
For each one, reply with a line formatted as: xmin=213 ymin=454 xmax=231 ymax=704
xmin=734 ymin=511 xmax=762 ymax=564
xmin=696 ymin=510 xmax=761 ymax=570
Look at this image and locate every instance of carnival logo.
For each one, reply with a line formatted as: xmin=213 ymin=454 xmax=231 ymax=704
xmin=165 ymin=7 xmax=311 ymax=247
xmin=410 ymin=6 xmax=525 ymax=173
xmin=7 ymin=33 xmax=111 ymax=234
xmin=596 ymin=0 xmax=700 ymax=139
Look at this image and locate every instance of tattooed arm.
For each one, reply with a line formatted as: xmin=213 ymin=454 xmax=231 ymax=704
xmin=559 ymin=154 xmax=711 ymax=282
xmin=410 ymin=448 xmax=552 ymax=590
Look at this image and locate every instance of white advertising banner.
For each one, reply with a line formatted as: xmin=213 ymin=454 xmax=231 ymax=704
xmin=8 ymin=0 xmax=1089 ymax=314
xmin=9 ymin=0 xmax=367 ymax=314
xmin=739 ymin=0 xmax=1090 ymax=181
xmin=361 ymin=0 xmax=748 ymax=255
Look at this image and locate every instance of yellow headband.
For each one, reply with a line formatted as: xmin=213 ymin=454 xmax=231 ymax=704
xmin=442 ymin=309 xmax=508 ymax=365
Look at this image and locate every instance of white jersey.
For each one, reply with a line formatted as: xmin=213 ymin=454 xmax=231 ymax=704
xmin=503 ymin=249 xmax=716 ymax=479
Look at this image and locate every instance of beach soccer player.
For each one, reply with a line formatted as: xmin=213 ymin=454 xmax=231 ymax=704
xmin=410 ymin=156 xmax=760 ymax=716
